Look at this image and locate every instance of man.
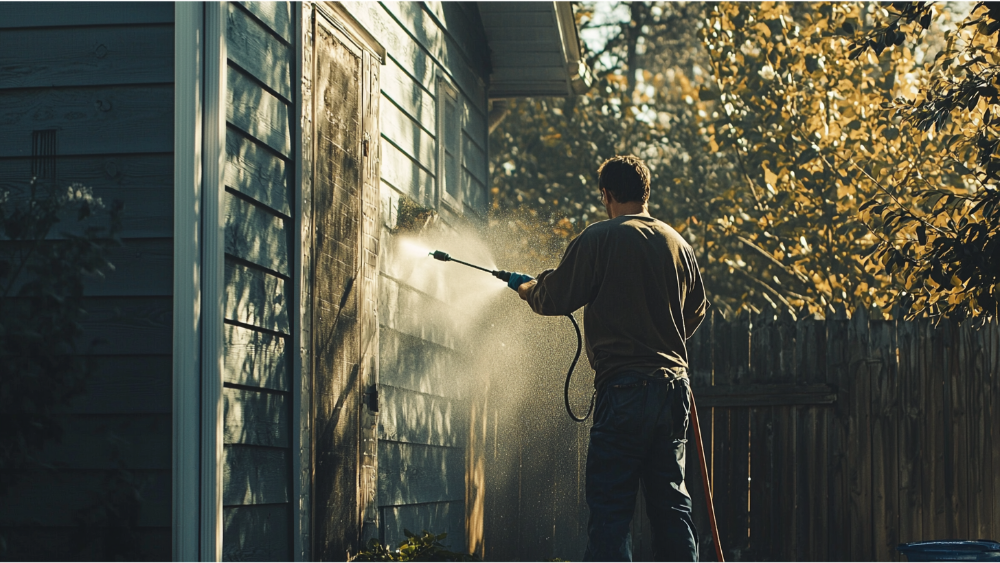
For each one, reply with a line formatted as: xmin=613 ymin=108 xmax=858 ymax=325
xmin=509 ymin=155 xmax=709 ymax=561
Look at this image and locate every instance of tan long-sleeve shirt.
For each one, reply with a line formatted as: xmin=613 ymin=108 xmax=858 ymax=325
xmin=525 ymin=215 xmax=709 ymax=389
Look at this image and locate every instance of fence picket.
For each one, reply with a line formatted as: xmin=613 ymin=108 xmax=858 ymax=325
xmin=795 ymin=315 xmax=828 ymax=561
xmin=870 ymin=319 xmax=899 ymax=561
xmin=772 ymin=310 xmax=797 ymax=561
xmin=826 ymin=314 xmax=850 ymax=561
xmin=896 ymin=319 xmax=923 ymax=547
xmin=732 ymin=311 xmax=752 ymax=559
xmin=710 ymin=311 xmax=732 ymax=561
xmin=990 ymin=322 xmax=1000 ymax=541
xmin=686 ymin=315 xmax=714 ymax=561
xmin=748 ymin=311 xmax=773 ymax=560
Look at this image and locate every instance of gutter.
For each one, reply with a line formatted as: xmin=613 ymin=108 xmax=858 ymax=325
xmin=553 ymin=2 xmax=593 ymax=95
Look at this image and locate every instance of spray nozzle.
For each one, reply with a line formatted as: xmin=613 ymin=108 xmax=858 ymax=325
xmin=429 ymin=249 xmax=507 ymax=280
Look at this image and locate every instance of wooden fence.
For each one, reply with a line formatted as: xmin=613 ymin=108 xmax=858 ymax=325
xmin=483 ymin=310 xmax=1000 ymax=561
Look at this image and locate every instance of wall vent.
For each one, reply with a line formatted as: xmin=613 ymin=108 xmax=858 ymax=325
xmin=31 ymin=130 xmax=57 ymax=179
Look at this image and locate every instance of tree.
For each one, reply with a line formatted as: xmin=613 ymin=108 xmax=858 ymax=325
xmin=696 ymin=1 xmax=963 ymax=318
xmin=852 ymin=1 xmax=1000 ymax=322
xmin=490 ymin=2 xmax=750 ymax=315
xmin=0 ymin=179 xmax=122 ymax=500
xmin=489 ymin=2 xmax=983 ymax=321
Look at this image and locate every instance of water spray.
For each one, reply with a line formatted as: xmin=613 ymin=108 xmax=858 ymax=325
xmin=430 ymin=248 xmax=723 ymax=559
xmin=429 ymin=250 xmax=595 ymax=422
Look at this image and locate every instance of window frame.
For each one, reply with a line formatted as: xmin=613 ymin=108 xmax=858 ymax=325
xmin=436 ymin=74 xmax=463 ymax=213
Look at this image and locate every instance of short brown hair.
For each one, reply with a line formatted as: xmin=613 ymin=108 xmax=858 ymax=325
xmin=597 ymin=155 xmax=650 ymax=204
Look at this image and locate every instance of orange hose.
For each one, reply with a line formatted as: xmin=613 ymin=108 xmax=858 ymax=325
xmin=689 ymin=387 xmax=724 ymax=562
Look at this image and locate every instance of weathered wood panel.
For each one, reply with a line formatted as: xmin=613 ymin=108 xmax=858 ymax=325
xmin=0 ymin=85 xmax=173 ymax=158
xmin=70 ymin=355 xmax=172 ymax=414
xmin=224 ymin=388 xmax=290 ymax=448
xmin=223 ymin=445 xmax=291 ymax=506
xmin=359 ymin=48 xmax=383 ymax=542
xmin=0 ymin=469 xmax=171 ymax=527
xmin=0 ymin=155 xmax=173 ymax=239
xmin=239 ymin=1 xmax=292 ymax=43
xmin=381 ymin=100 xmax=437 ymax=175
xmin=381 ymin=501 xmax=465 ymax=553
xmin=0 ymin=24 xmax=173 ymax=89
xmin=377 ymin=441 xmax=464 ymax=506
xmin=227 ymin=3 xmax=292 ymax=101
xmin=36 ymin=413 xmax=171 ymax=470
xmin=224 ymin=190 xmax=290 ymax=276
xmin=312 ymin=14 xmax=365 ymax=559
xmin=224 ymin=259 xmax=290 ymax=334
xmin=79 ymin=296 xmax=172 ymax=356
xmin=298 ymin=4 xmax=316 ymax=557
xmin=225 ymin=323 xmax=290 ymax=392
xmin=227 ymin=66 xmax=292 ymax=157
xmin=225 ymin=129 xmax=291 ymax=216
xmin=379 ymin=385 xmax=465 ymax=447
xmin=1 ymin=2 xmax=174 ymax=28
xmin=222 ymin=504 xmax=291 ymax=562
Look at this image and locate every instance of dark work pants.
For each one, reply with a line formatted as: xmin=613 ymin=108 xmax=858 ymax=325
xmin=583 ymin=371 xmax=698 ymax=562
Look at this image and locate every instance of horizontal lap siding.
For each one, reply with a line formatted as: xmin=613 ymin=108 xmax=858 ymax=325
xmin=337 ymin=2 xmax=490 ymax=553
xmin=0 ymin=5 xmax=173 ymax=560
xmin=222 ymin=3 xmax=295 ymax=561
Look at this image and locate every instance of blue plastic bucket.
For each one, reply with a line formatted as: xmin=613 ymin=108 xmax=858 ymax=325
xmin=897 ymin=541 xmax=1000 ymax=561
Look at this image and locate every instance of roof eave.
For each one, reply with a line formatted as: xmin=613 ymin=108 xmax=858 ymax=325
xmin=479 ymin=2 xmax=593 ymax=99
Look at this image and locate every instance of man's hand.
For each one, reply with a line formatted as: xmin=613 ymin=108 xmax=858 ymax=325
xmin=507 ymin=272 xmax=533 ymax=291
xmin=517 ymin=279 xmax=537 ymax=301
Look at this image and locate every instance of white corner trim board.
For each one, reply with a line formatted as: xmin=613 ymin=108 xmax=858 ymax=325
xmin=172 ymin=3 xmax=203 ymax=561
xmin=202 ymin=2 xmax=228 ymax=561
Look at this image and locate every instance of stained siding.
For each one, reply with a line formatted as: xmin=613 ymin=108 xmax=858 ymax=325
xmin=0 ymin=3 xmax=173 ymax=560
xmin=221 ymin=2 xmax=296 ymax=560
xmin=340 ymin=1 xmax=491 ymax=552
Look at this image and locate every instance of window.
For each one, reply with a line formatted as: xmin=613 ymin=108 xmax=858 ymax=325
xmin=437 ymin=77 xmax=462 ymax=211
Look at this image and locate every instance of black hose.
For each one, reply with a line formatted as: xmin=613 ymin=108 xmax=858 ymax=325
xmin=428 ymin=251 xmax=594 ymax=421
xmin=564 ymin=313 xmax=595 ymax=422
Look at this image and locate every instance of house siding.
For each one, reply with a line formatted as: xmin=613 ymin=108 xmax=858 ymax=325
xmin=340 ymin=1 xmax=491 ymax=552
xmin=221 ymin=2 xmax=297 ymax=560
xmin=0 ymin=3 xmax=174 ymax=560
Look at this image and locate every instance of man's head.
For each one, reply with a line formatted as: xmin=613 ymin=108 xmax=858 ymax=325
xmin=597 ymin=155 xmax=650 ymax=205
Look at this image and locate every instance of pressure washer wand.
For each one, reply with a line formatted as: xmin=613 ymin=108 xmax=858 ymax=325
xmin=429 ymin=249 xmax=595 ymax=422
xmin=430 ymin=250 xmax=515 ymax=283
